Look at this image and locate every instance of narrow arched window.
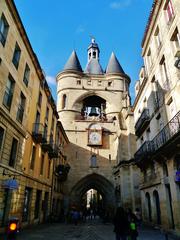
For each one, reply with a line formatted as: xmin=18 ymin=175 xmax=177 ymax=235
xmin=62 ymin=94 xmax=67 ymax=109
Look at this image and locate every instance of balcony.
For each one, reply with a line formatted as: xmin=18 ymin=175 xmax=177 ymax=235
xmin=41 ymin=134 xmax=53 ymax=152
xmin=135 ymin=108 xmax=150 ymax=137
xmin=151 ymin=111 xmax=180 ymax=153
xmin=55 ymin=164 xmax=70 ymax=182
xmin=134 ymin=111 xmax=180 ymax=167
xmin=48 ymin=144 xmax=59 ymax=159
xmin=32 ymin=123 xmax=46 ymax=143
xmin=134 ymin=141 xmax=152 ymax=166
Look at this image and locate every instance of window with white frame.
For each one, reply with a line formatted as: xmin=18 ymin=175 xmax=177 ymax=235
xmin=154 ymin=26 xmax=162 ymax=49
xmin=164 ymin=0 xmax=174 ymax=23
xmin=170 ymin=27 xmax=180 ymax=51
xmin=160 ymin=56 xmax=170 ymax=90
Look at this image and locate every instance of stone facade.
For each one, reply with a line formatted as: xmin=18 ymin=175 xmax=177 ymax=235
xmin=0 ymin=0 xmax=68 ymax=233
xmin=133 ymin=0 xmax=180 ymax=236
xmin=57 ymin=40 xmax=140 ymax=214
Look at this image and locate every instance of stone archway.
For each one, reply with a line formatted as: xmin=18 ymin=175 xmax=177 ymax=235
xmin=69 ymin=173 xmax=116 ymax=217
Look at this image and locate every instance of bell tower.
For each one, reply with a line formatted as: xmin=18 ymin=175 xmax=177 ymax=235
xmin=87 ymin=37 xmax=100 ymax=62
xmin=56 ymin=39 xmax=139 ymax=213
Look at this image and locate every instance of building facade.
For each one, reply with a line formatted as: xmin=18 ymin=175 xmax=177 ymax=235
xmin=57 ymin=38 xmax=140 ymax=215
xmin=133 ymin=0 xmax=180 ymax=235
xmin=0 ymin=0 xmax=68 ymax=232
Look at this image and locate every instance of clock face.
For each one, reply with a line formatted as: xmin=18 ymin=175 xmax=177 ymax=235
xmin=89 ymin=131 xmax=101 ymax=145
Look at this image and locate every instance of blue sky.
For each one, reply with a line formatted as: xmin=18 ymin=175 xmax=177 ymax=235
xmin=14 ymin=0 xmax=153 ymax=103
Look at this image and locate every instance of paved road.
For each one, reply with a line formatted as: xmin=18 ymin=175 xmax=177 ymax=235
xmin=0 ymin=219 xmax=176 ymax=240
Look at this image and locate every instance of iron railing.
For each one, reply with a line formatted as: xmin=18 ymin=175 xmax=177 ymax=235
xmin=135 ymin=108 xmax=150 ymax=136
xmin=134 ymin=141 xmax=152 ymax=162
xmin=134 ymin=111 xmax=180 ymax=163
xmin=151 ymin=111 xmax=180 ymax=152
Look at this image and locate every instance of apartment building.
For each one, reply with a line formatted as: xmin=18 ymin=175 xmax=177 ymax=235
xmin=0 ymin=0 xmax=69 ymax=231
xmin=133 ymin=0 xmax=180 ymax=235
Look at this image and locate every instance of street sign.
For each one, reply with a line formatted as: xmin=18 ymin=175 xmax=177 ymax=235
xmin=175 ymin=171 xmax=180 ymax=182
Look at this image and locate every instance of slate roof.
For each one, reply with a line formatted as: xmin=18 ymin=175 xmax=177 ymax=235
xmin=84 ymin=58 xmax=104 ymax=75
xmin=64 ymin=50 xmax=82 ymax=72
xmin=106 ymin=52 xmax=125 ymax=74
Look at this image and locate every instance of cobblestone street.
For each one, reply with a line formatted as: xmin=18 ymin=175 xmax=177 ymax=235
xmin=0 ymin=219 xmax=175 ymax=240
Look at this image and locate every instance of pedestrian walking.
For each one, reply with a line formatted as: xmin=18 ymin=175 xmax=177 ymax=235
xmin=72 ymin=210 xmax=80 ymax=225
xmin=134 ymin=208 xmax=142 ymax=227
xmin=129 ymin=216 xmax=138 ymax=240
xmin=113 ymin=207 xmax=129 ymax=240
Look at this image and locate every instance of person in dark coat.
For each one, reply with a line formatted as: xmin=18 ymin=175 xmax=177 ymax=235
xmin=113 ymin=207 xmax=129 ymax=240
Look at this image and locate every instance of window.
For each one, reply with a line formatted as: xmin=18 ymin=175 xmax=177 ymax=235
xmin=108 ymin=81 xmax=112 ymax=87
xmin=34 ymin=190 xmax=41 ymax=219
xmin=154 ymin=26 xmax=162 ymax=49
xmin=47 ymin=160 xmax=51 ymax=178
xmin=93 ymin=51 xmax=96 ymax=58
xmin=0 ymin=126 xmax=5 ymax=154
xmin=30 ymin=145 xmax=36 ymax=170
xmin=22 ymin=187 xmax=32 ymax=222
xmin=147 ymin=48 xmax=152 ymax=70
xmin=38 ymin=92 xmax=42 ymax=107
xmin=77 ymin=79 xmax=81 ymax=85
xmin=44 ymin=124 xmax=48 ymax=141
xmin=90 ymin=154 xmax=97 ymax=167
xmin=164 ymin=0 xmax=174 ymax=23
xmin=40 ymin=154 xmax=44 ymax=175
xmin=171 ymin=28 xmax=180 ymax=50
xmin=51 ymin=117 xmax=54 ymax=133
xmin=12 ymin=42 xmax=21 ymax=69
xmin=17 ymin=92 xmax=26 ymax=123
xmin=3 ymin=75 xmax=15 ymax=110
xmin=0 ymin=14 xmax=9 ymax=46
xmin=9 ymin=137 xmax=18 ymax=167
xmin=160 ymin=56 xmax=170 ymax=90
xmin=62 ymin=94 xmax=67 ymax=109
xmin=23 ymin=64 xmax=30 ymax=86
xmin=45 ymin=107 xmax=49 ymax=121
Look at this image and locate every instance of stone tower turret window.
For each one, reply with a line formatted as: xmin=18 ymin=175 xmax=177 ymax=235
xmin=62 ymin=94 xmax=67 ymax=109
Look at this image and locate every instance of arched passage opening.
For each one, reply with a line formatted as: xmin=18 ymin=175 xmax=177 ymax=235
xmin=69 ymin=173 xmax=116 ymax=220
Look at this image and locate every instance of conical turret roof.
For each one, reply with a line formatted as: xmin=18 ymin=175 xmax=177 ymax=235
xmin=64 ymin=50 xmax=82 ymax=72
xmin=85 ymin=58 xmax=104 ymax=75
xmin=106 ymin=52 xmax=125 ymax=74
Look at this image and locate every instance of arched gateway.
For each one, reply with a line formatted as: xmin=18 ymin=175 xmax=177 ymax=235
xmin=70 ymin=173 xmax=115 ymax=209
xmin=57 ymin=39 xmax=138 ymax=216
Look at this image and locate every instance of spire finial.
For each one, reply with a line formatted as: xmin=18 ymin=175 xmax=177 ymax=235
xmin=90 ymin=35 xmax=95 ymax=43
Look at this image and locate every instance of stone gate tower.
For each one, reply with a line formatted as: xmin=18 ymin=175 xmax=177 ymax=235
xmin=56 ymin=39 xmax=138 ymax=213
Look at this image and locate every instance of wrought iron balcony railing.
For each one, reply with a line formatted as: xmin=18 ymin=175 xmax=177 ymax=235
xmin=134 ymin=111 xmax=180 ymax=164
xmin=151 ymin=111 xmax=180 ymax=152
xmin=134 ymin=141 xmax=152 ymax=163
xmin=55 ymin=164 xmax=71 ymax=181
xmin=135 ymin=108 xmax=150 ymax=137
xmin=32 ymin=123 xmax=46 ymax=143
xmin=48 ymin=144 xmax=59 ymax=159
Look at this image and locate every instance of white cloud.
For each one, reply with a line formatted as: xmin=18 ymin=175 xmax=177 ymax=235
xmin=110 ymin=0 xmax=132 ymax=9
xmin=76 ymin=25 xmax=85 ymax=34
xmin=46 ymin=76 xmax=56 ymax=85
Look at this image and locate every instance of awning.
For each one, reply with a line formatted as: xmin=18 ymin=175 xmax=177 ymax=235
xmin=2 ymin=179 xmax=19 ymax=190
